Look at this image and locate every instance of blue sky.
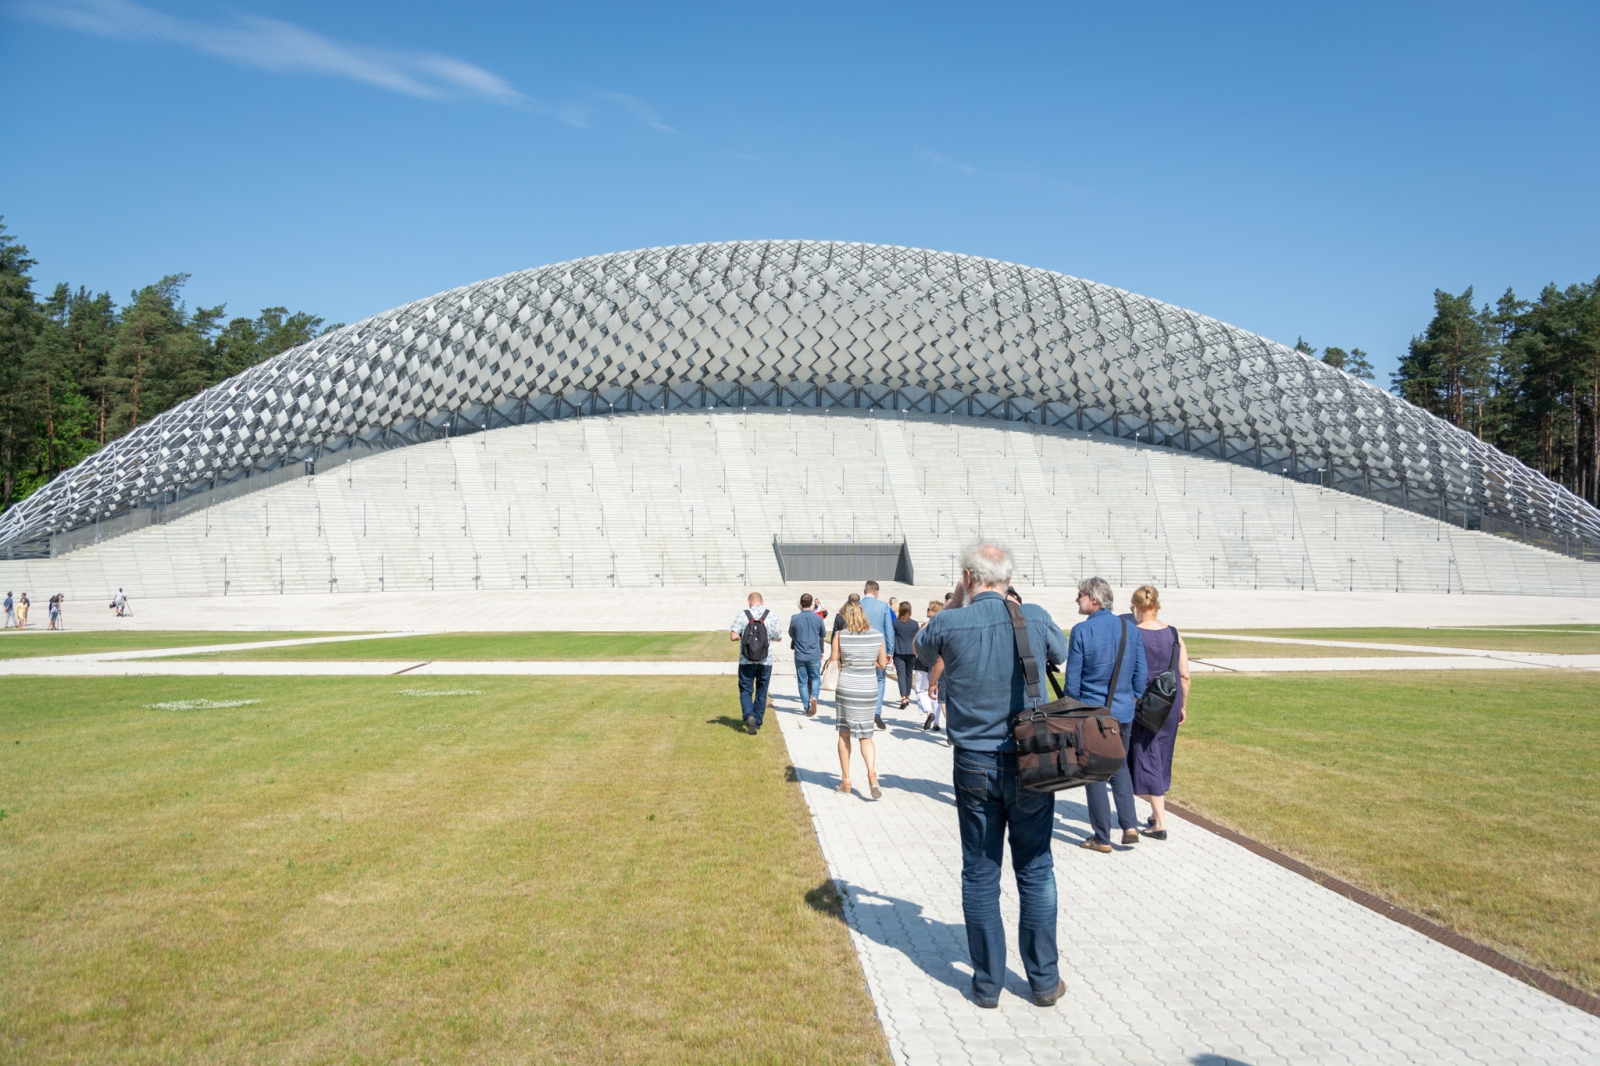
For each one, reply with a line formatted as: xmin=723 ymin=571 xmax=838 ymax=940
xmin=2 ymin=1 xmax=1596 ymax=382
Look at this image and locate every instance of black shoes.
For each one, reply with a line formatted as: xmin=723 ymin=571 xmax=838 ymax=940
xmin=744 ymin=717 xmax=758 ymax=735
xmin=874 ymin=715 xmax=886 ymax=730
xmin=1145 ymin=828 xmax=1168 ymax=840
xmin=1033 ymin=980 xmax=1067 ymax=1007
xmin=922 ymin=713 xmax=935 ymax=730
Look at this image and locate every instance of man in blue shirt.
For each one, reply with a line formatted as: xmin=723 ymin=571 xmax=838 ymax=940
xmin=789 ymin=593 xmax=827 ymax=716
xmin=915 ymin=540 xmax=1068 ymax=1010
xmin=859 ymin=580 xmax=896 ymax=730
xmin=1065 ymin=576 xmax=1148 ymax=852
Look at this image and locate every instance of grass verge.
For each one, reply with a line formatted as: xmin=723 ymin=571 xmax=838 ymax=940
xmin=0 ymin=631 xmax=354 ymax=659
xmin=1189 ymin=626 xmax=1600 ymax=654
xmin=1185 ymin=639 xmax=1435 ymax=659
xmin=161 ymin=631 xmax=738 ymax=662
xmin=1171 ymin=670 xmax=1600 ymax=994
xmin=0 ymin=676 xmax=886 ymax=1063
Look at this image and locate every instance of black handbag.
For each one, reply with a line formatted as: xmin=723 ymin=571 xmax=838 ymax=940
xmin=1134 ymin=626 xmax=1181 ymax=734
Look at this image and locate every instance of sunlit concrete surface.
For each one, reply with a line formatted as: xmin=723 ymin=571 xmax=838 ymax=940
xmin=773 ymin=692 xmax=1600 ymax=1065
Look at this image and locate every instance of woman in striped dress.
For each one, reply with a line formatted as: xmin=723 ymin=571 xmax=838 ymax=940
xmin=831 ymin=600 xmax=888 ymax=799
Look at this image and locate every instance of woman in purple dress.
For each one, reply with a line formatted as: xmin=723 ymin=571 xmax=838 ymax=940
xmin=1127 ymin=586 xmax=1190 ymax=839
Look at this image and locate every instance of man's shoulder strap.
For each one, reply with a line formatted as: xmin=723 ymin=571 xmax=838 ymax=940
xmin=1004 ymin=599 xmax=1042 ymax=701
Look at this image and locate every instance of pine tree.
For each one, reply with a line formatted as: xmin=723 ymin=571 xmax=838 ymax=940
xmin=0 ymin=219 xmax=41 ymax=510
xmin=1393 ymin=288 xmax=1493 ymax=433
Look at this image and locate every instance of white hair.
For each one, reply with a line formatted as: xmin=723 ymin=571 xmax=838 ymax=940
xmin=1078 ymin=576 xmax=1113 ymax=610
xmin=961 ymin=539 xmax=1013 ymax=588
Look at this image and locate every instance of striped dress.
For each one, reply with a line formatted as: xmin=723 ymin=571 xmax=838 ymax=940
xmin=834 ymin=630 xmax=884 ymax=738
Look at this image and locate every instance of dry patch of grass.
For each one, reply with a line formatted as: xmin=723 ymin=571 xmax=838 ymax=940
xmin=0 ymin=676 xmax=886 ymax=1063
xmin=1195 ymin=626 xmax=1600 ymax=654
xmin=0 ymin=630 xmax=352 ymax=659
xmin=1171 ymin=670 xmax=1600 ymax=993
xmin=164 ymin=631 xmax=738 ymax=662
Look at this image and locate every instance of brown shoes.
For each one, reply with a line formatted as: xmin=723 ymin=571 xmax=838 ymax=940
xmin=807 ymin=698 xmax=818 ymax=717
xmin=1033 ymin=979 xmax=1067 ymax=1007
xmin=1123 ymin=829 xmax=1140 ymax=845
xmin=1079 ymin=839 xmax=1113 ymax=853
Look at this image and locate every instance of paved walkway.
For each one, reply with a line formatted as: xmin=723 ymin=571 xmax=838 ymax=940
xmin=35 ymin=585 xmax=1600 ymax=633
xmin=4 ymin=635 xmax=1597 ymax=676
xmin=768 ymin=689 xmax=1600 ymax=1065
xmin=0 ymin=658 xmax=739 ymax=677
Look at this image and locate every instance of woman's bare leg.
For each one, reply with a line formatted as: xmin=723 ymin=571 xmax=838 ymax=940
xmin=859 ymin=737 xmax=877 ymax=781
xmin=837 ymin=733 xmax=853 ymax=787
xmin=1137 ymin=793 xmax=1167 ymax=831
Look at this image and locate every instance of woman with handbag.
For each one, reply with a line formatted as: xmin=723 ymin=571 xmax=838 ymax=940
xmin=892 ymin=601 xmax=920 ymax=710
xmin=830 ymin=600 xmax=888 ymax=799
xmin=1127 ymin=586 xmax=1190 ymax=839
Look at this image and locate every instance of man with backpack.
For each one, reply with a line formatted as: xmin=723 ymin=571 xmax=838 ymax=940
xmin=730 ymin=592 xmax=784 ymax=735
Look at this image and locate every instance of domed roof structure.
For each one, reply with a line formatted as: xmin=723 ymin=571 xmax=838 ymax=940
xmin=3 ymin=240 xmax=1596 ymax=555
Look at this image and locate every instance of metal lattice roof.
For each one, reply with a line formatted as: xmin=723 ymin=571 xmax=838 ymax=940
xmin=4 ymin=240 xmax=1596 ymax=553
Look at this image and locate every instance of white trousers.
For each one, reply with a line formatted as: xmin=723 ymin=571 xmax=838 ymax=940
xmin=913 ymin=670 xmax=942 ymax=726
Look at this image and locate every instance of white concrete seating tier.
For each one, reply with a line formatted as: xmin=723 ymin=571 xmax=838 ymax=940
xmin=6 ymin=410 xmax=1598 ymax=600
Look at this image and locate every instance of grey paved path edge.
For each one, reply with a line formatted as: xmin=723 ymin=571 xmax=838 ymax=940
xmin=770 ymin=688 xmax=1600 ymax=1065
xmin=1164 ymin=801 xmax=1600 ymax=1019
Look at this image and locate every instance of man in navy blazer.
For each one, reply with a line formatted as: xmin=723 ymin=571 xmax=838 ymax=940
xmin=1065 ymin=576 xmax=1148 ymax=852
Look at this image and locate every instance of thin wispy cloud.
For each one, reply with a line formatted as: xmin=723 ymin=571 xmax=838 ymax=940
xmin=11 ymin=0 xmax=584 ymax=121
xmin=919 ymin=146 xmax=1089 ymax=197
xmin=598 ymin=90 xmax=676 ymax=133
xmin=920 ymin=148 xmax=978 ymax=175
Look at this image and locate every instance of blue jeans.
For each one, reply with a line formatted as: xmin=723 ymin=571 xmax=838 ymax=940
xmin=1085 ymin=720 xmax=1138 ymax=842
xmin=876 ymin=668 xmax=886 ymax=715
xmin=738 ymin=664 xmax=772 ymax=728
xmin=795 ymin=658 xmax=821 ymax=709
xmin=953 ymin=748 xmax=1060 ymax=1004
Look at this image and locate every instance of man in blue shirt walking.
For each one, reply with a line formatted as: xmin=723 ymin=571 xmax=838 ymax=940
xmin=1065 ymin=576 xmax=1148 ymax=852
xmin=859 ymin=580 xmax=895 ymax=730
xmin=915 ymin=540 xmax=1069 ymax=1010
xmin=789 ymin=593 xmax=826 ymax=716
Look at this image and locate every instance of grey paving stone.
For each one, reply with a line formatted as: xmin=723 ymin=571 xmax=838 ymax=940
xmin=771 ymin=689 xmax=1600 ymax=1065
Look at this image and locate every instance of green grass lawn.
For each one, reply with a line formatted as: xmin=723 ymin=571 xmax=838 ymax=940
xmin=1172 ymin=670 xmax=1600 ymax=994
xmin=0 ymin=677 xmax=886 ymax=1063
xmin=1190 ymin=626 xmax=1600 ymax=654
xmin=162 ymin=631 xmax=738 ymax=662
xmin=1185 ymin=638 xmax=1436 ymax=659
xmin=0 ymin=631 xmax=354 ymax=659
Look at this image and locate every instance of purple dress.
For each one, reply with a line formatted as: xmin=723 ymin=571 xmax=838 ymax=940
xmin=1128 ymin=625 xmax=1183 ymax=795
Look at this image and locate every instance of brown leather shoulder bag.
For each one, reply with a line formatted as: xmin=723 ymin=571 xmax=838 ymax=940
xmin=1006 ymin=602 xmax=1128 ymax=791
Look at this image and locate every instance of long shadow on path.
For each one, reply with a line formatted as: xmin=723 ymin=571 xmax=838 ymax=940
xmin=812 ymin=879 xmax=1042 ymax=1006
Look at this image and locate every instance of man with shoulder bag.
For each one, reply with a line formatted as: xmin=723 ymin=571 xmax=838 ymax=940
xmin=914 ymin=539 xmax=1068 ymax=1010
xmin=1066 ymin=577 xmax=1148 ymax=852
